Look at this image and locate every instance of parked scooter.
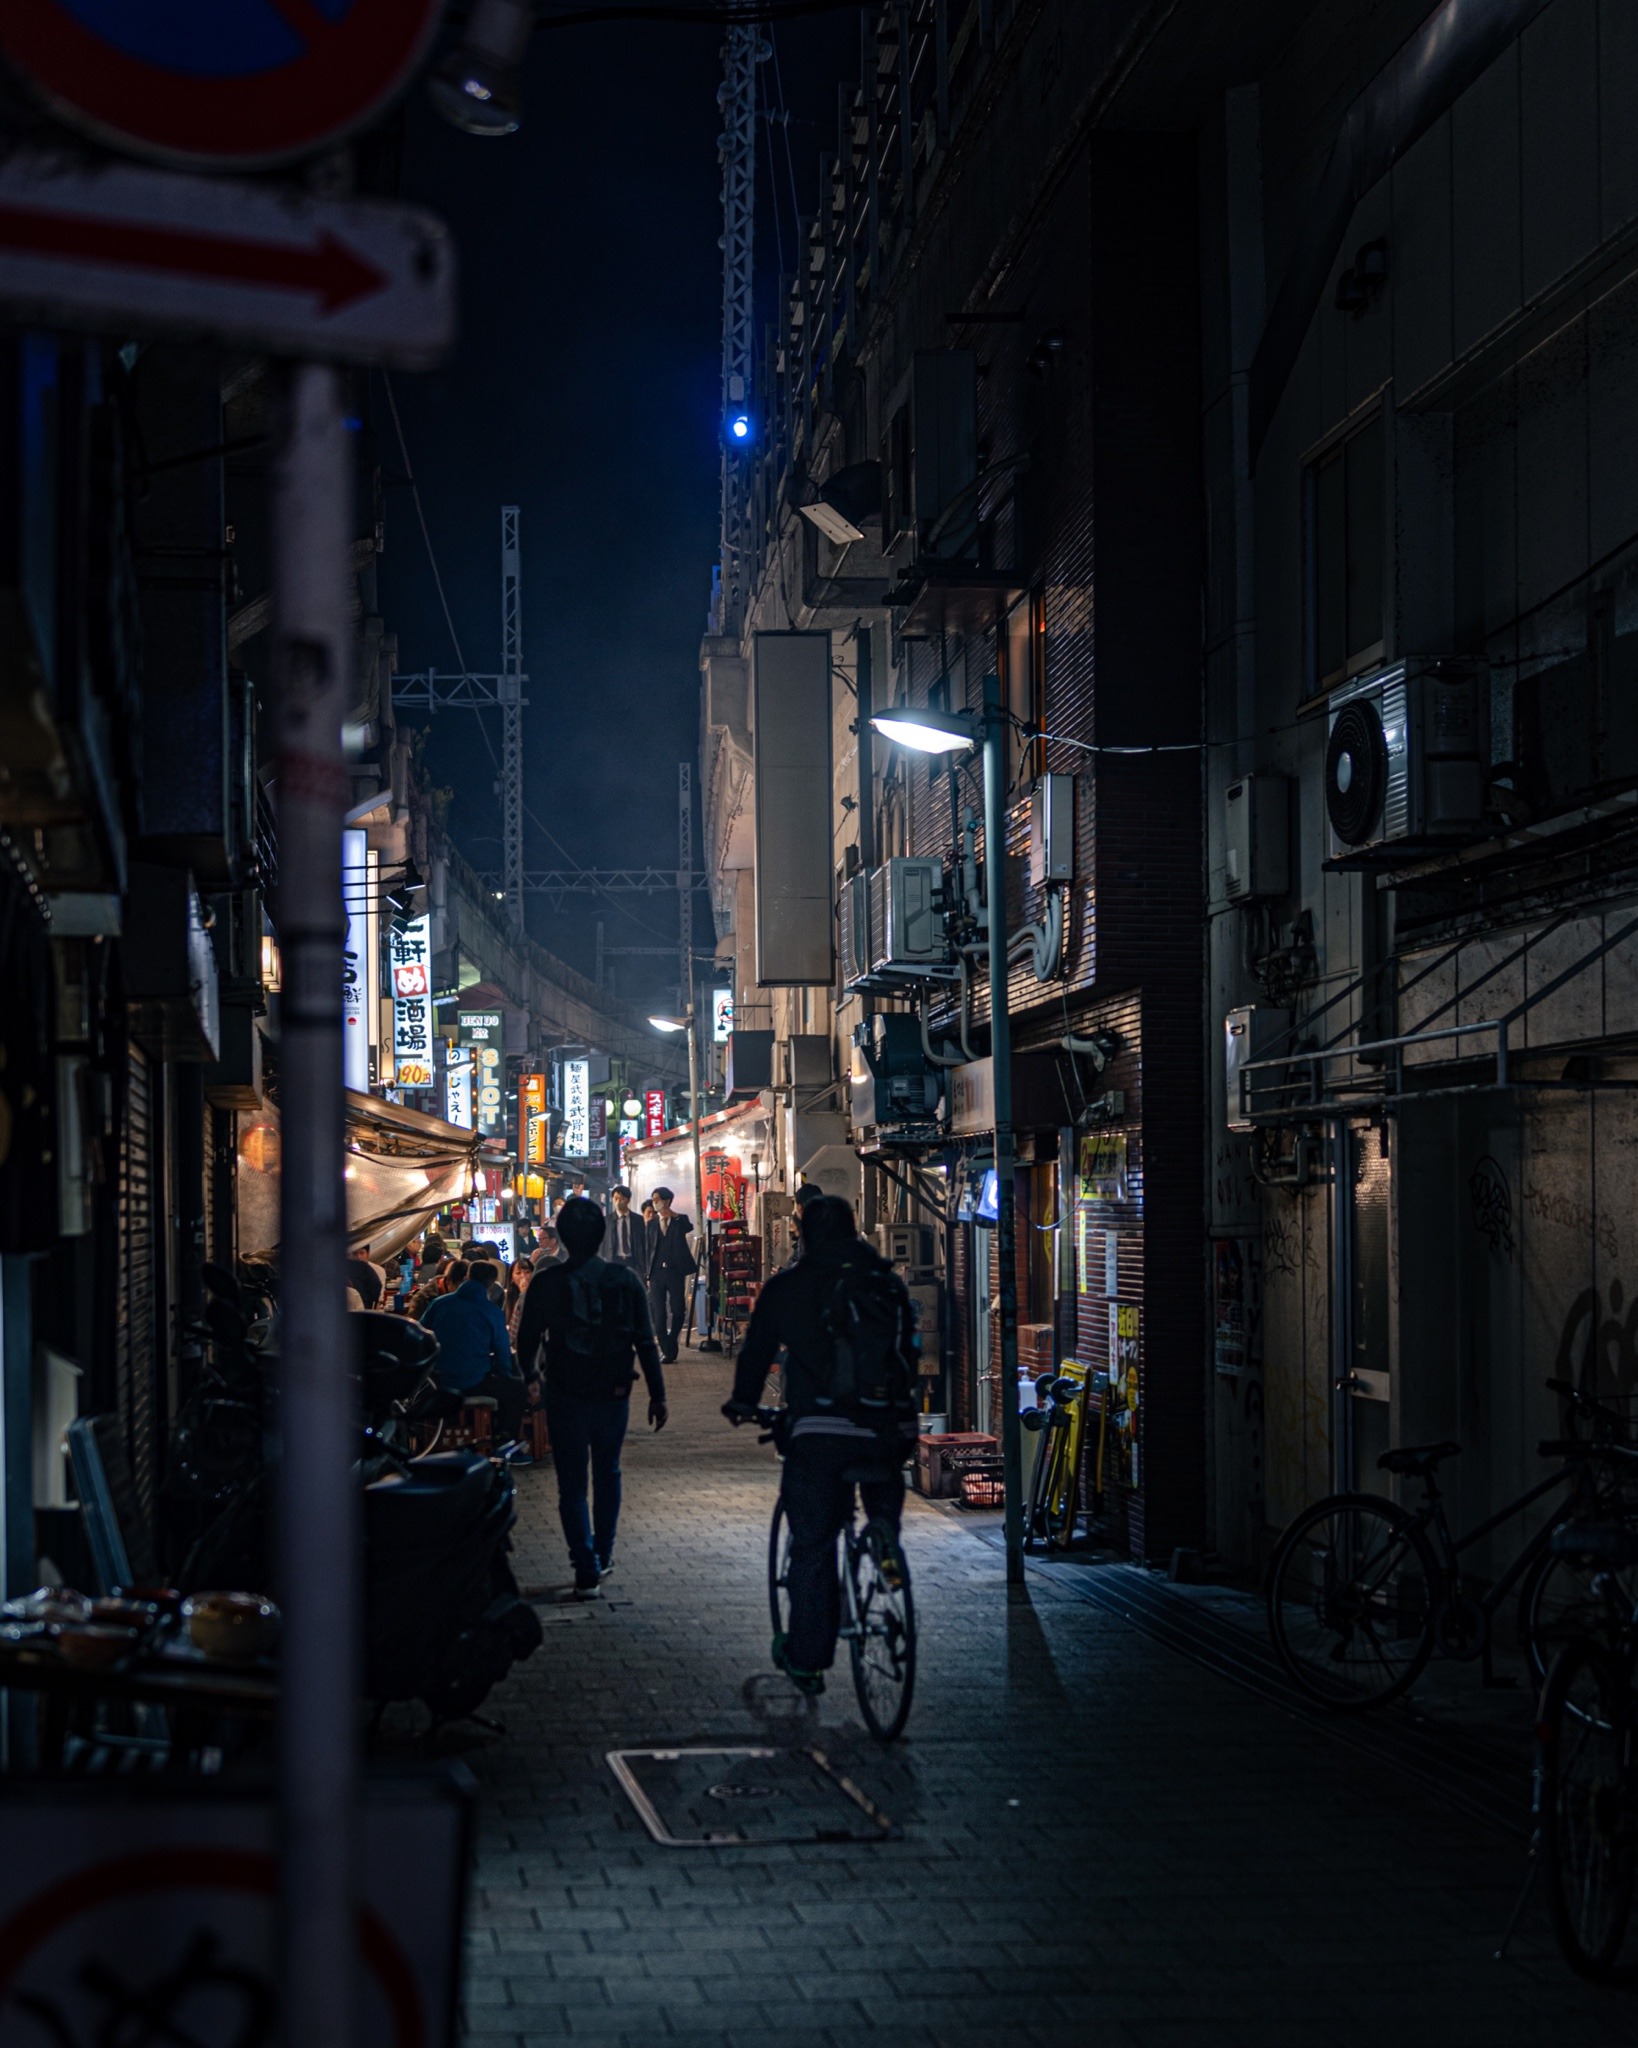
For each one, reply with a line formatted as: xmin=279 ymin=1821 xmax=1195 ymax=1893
xmin=169 ymin=1280 xmax=541 ymax=1729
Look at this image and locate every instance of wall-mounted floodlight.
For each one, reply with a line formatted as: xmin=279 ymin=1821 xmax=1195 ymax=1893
xmin=870 ymin=707 xmax=981 ymax=756
xmin=429 ymin=0 xmax=530 ymax=135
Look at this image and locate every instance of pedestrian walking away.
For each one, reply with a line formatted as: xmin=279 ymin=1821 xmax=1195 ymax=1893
xmin=515 ymin=1196 xmax=668 ymax=1597
xmin=606 ymin=1184 xmax=647 ymax=1280
xmin=645 ymin=1184 xmax=696 ymax=1363
xmin=723 ymin=1194 xmax=917 ymax=1691
xmin=421 ymin=1258 xmax=526 ymax=1440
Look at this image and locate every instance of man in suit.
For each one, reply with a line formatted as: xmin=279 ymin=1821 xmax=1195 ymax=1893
xmin=606 ymin=1185 xmax=646 ymax=1279
xmin=645 ymin=1185 xmax=697 ymax=1364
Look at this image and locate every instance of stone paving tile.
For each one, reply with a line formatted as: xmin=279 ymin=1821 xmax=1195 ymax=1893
xmin=441 ymin=1351 xmax=1635 ymax=2045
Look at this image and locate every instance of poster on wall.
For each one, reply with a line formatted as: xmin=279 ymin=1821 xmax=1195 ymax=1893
xmin=1212 ymin=1239 xmax=1261 ymax=1379
xmin=1108 ymin=1300 xmax=1140 ymax=1488
xmin=1079 ymin=1130 xmax=1128 ymax=1203
xmin=388 ymin=913 xmax=434 ymax=1089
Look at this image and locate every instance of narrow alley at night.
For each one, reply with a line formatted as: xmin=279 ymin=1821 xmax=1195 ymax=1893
xmin=2 ymin=1 xmax=1638 ymax=2042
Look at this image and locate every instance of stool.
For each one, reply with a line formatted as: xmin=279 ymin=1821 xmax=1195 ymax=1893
xmin=455 ymin=1395 xmax=498 ymax=1449
xmin=525 ymin=1409 xmax=550 ymax=1461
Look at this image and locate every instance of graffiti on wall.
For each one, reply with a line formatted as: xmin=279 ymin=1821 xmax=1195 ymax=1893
xmin=1468 ymin=1154 xmax=1515 ymax=1260
xmin=1523 ymin=1177 xmax=1619 ymax=1261
xmin=1554 ymin=1278 xmax=1638 ymax=1404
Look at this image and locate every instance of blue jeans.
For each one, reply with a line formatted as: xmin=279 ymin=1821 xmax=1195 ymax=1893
xmin=546 ymin=1392 xmax=630 ymax=1575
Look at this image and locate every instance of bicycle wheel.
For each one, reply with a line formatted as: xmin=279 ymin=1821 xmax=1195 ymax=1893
xmin=1519 ymin=1545 xmax=1638 ymax=1699
xmin=1267 ymin=1493 xmax=1437 ymax=1710
xmin=1043 ymin=1421 xmax=1080 ymax=1550
xmin=1539 ymin=1637 xmax=1637 ymax=1979
xmin=767 ymin=1495 xmax=793 ymax=1651
xmin=846 ymin=1521 xmax=916 ymax=1742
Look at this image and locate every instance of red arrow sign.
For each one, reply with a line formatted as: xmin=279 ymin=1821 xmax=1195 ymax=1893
xmin=0 ymin=200 xmax=386 ymax=314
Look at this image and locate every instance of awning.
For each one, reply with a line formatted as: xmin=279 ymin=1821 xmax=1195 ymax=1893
xmin=236 ymin=1090 xmax=481 ymax=1265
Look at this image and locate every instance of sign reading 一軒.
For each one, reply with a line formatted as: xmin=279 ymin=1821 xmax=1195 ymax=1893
xmin=0 ymin=1 xmax=445 ymax=171
xmin=563 ymin=1059 xmax=590 ymax=1160
xmin=443 ymin=1045 xmax=473 ymax=1131
xmin=520 ymin=1073 xmax=547 ymax=1167
xmin=388 ymin=913 xmax=433 ymax=1089
xmin=644 ymin=1089 xmax=666 ymax=1142
xmin=712 ymin=988 xmax=734 ymax=1044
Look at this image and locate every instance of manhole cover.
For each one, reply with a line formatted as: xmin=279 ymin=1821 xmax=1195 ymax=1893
xmin=607 ymin=1746 xmax=894 ymax=1846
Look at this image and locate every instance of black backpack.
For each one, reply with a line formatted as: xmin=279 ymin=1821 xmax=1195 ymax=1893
xmin=816 ymin=1254 xmax=917 ymax=1423
xmin=551 ymin=1256 xmax=640 ymax=1396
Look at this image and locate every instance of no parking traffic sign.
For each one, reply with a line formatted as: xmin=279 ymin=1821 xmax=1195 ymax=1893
xmin=0 ymin=0 xmax=446 ymax=169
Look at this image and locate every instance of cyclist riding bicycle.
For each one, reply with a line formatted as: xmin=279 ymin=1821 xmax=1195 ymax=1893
xmin=723 ymin=1195 xmax=918 ymax=1695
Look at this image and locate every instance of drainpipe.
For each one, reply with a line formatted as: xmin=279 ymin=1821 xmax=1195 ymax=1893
xmin=1248 ymin=0 xmax=1553 ymax=466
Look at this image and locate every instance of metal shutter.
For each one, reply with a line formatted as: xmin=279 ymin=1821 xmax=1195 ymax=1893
xmin=117 ymin=1045 xmax=158 ymax=1527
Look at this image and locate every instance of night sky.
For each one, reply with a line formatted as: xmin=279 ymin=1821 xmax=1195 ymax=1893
xmin=379 ymin=6 xmax=860 ymax=1014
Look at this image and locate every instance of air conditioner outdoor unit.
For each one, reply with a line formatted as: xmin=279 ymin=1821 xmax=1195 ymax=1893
xmin=836 ymin=865 xmax=875 ymax=993
xmin=1324 ymin=660 xmax=1487 ymax=862
xmin=867 ymin=856 xmax=946 ymax=979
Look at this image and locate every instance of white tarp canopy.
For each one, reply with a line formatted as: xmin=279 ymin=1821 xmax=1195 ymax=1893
xmin=237 ymin=1090 xmax=480 ymax=1265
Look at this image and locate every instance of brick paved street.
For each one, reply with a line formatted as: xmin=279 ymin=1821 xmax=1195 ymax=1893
xmin=454 ymin=1355 xmax=1634 ymax=2047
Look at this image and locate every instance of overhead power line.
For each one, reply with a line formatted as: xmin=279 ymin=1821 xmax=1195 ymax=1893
xmin=530 ymin=2 xmax=866 ymax=25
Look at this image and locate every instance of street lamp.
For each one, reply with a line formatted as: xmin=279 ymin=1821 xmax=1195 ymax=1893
xmin=649 ymin=1009 xmax=706 ymax=1340
xmin=870 ymin=676 xmax=1026 ymax=1587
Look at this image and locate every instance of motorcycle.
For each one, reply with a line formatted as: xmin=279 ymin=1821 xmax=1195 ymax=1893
xmin=169 ymin=1275 xmax=542 ymax=1730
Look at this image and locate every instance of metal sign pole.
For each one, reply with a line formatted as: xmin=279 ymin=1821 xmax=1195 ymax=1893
xmin=982 ymin=674 xmax=1025 ymax=1585
xmin=271 ymin=360 xmax=359 ymax=2048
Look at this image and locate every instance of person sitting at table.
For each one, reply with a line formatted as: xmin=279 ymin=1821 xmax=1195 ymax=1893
xmin=421 ymin=1259 xmax=524 ymax=1439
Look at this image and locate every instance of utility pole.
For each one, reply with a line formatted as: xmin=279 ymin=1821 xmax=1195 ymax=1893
xmin=716 ymin=24 xmax=759 ymax=634
xmin=272 ymin=361 xmax=359 ymax=2047
xmin=393 ymin=503 xmax=527 ymax=933
xmin=499 ymin=504 xmax=525 ymax=935
xmin=678 ymin=762 xmax=693 ymax=1021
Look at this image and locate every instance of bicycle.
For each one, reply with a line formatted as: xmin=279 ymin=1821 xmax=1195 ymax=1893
xmin=1533 ymin=1507 xmax=1638 ymax=1978
xmin=1023 ymin=1368 xmax=1092 ymax=1550
xmin=758 ymin=1408 xmax=917 ymax=1743
xmin=1266 ymin=1379 xmax=1638 ymax=1711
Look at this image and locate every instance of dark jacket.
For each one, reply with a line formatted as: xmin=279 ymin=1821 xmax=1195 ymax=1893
xmin=605 ymin=1205 xmax=648 ymax=1279
xmin=422 ymin=1278 xmax=516 ymax=1394
xmin=646 ymin=1212 xmax=696 ymax=1281
xmin=516 ymin=1254 xmax=666 ymax=1403
xmin=731 ymin=1238 xmax=912 ymax=1426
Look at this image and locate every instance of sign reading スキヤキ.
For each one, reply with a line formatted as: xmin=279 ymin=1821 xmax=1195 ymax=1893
xmin=644 ymin=1089 xmax=666 ymax=1142
xmin=389 ymin=914 xmax=433 ymax=1088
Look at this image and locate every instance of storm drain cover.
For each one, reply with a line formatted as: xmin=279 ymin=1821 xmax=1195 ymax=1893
xmin=607 ymin=1746 xmax=894 ymax=1847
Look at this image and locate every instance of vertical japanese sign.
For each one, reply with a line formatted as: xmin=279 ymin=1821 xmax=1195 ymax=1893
xmin=589 ymin=1096 xmax=607 ymax=1164
xmin=520 ymin=1072 xmax=547 ymax=1166
xmin=444 ymin=1044 xmax=473 ymax=1129
xmin=341 ymin=828 xmax=369 ymax=1091
xmin=644 ymin=1088 xmax=666 ymax=1141
xmin=388 ymin=912 xmax=434 ymax=1089
xmin=1108 ymin=1301 xmax=1141 ymax=1489
xmin=563 ymin=1057 xmax=590 ymax=1159
xmin=712 ymin=987 xmax=734 ymax=1043
xmin=459 ymin=1011 xmax=504 ymax=1137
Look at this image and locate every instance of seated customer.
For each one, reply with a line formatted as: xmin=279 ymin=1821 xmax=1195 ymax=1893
xmin=420 ymin=1258 xmax=524 ymax=1440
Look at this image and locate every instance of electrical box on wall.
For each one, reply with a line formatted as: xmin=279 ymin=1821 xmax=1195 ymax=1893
xmin=1224 ymin=774 xmax=1289 ymax=902
xmin=1224 ymin=1005 xmax=1291 ymax=1132
xmin=1029 ymin=774 xmax=1074 ymax=886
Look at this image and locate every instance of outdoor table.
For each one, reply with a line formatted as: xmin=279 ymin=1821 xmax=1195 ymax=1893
xmin=0 ymin=1635 xmax=277 ymax=1773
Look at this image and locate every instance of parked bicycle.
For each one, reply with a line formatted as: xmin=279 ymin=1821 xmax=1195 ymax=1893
xmin=1023 ymin=1367 xmax=1096 ymax=1550
xmin=758 ymin=1407 xmax=916 ymax=1742
xmin=1532 ymin=1495 xmax=1638 ymax=1978
xmin=1266 ymin=1378 xmax=1637 ymax=1710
